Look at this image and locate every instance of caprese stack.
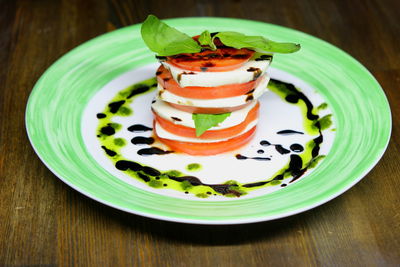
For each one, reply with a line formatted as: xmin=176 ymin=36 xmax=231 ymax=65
xmin=141 ymin=15 xmax=300 ymax=155
xmin=151 ymin=46 xmax=272 ymax=155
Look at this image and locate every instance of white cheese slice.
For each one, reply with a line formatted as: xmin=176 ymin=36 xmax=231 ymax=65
xmin=152 ymin=99 xmax=258 ymax=129
xmin=158 ymin=75 xmax=270 ymax=108
xmin=154 ymin=120 xmax=258 ymax=143
xmin=162 ymin=53 xmax=271 ymax=87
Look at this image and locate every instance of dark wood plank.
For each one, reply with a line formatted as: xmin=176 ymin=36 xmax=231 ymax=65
xmin=0 ymin=0 xmax=399 ymax=266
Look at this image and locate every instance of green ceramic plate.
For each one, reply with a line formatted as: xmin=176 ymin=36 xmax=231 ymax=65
xmin=26 ymin=17 xmax=391 ymax=224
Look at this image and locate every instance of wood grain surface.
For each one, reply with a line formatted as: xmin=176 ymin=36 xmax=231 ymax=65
xmin=1 ymin=0 xmax=399 ymax=266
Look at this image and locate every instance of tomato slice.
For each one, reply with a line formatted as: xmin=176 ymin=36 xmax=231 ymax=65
xmin=155 ymin=126 xmax=257 ymax=156
xmin=167 ymin=102 xmax=252 ymax=114
xmin=153 ymin=102 xmax=259 ymax=139
xmin=166 ymin=47 xmax=254 ymax=72
xmin=157 ymin=65 xmax=262 ymax=99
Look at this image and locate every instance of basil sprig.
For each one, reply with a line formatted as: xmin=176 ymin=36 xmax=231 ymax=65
xmin=198 ymin=30 xmax=217 ymax=51
xmin=214 ymin=32 xmax=300 ymax=53
xmin=140 ymin=15 xmax=301 ymax=56
xmin=141 ymin=15 xmax=201 ymax=56
xmin=192 ymin=113 xmax=231 ymax=137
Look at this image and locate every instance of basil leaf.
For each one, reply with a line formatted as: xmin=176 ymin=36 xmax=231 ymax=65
xmin=192 ymin=113 xmax=231 ymax=137
xmin=215 ymin=31 xmax=300 ymax=53
xmin=141 ymin=15 xmax=202 ymax=56
xmin=198 ymin=30 xmax=217 ymax=50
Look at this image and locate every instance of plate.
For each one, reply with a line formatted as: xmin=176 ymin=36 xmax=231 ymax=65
xmin=26 ymin=17 xmax=391 ymax=224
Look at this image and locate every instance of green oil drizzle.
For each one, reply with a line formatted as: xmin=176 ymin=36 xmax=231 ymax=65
xmin=186 ymin=163 xmax=202 ymax=172
xmin=95 ymin=77 xmax=333 ymax=198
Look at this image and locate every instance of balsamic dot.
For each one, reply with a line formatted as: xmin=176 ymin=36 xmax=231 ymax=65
xmin=163 ymin=184 xmax=167 ymax=187
xmin=155 ymin=177 xmax=160 ymax=180
xmin=290 ymin=143 xmax=304 ymax=152
xmin=96 ymin=113 xmax=106 ymax=119
xmin=207 ymin=192 xmax=211 ymax=195
xmin=281 ymin=184 xmax=287 ymax=187
xmin=100 ymin=125 xmax=115 ymax=136
xmin=260 ymin=140 xmax=271 ymax=146
xmin=185 ymin=191 xmax=189 ymax=194
xmin=257 ymin=149 xmax=264 ymax=154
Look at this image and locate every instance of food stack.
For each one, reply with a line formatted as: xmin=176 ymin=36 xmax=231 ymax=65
xmin=151 ymin=46 xmax=273 ymax=155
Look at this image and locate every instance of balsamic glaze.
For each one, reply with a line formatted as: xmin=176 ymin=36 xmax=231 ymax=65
xmin=275 ymin=145 xmax=290 ymax=155
xmin=127 ymin=124 xmax=152 ymax=132
xmin=271 ymin=79 xmax=319 ymax=121
xmin=255 ymin=55 xmax=273 ymax=61
xmin=127 ymin=85 xmax=151 ymax=99
xmin=246 ymin=95 xmax=254 ymax=101
xmin=115 ymin=160 xmax=161 ymax=176
xmin=101 ymin=146 xmax=116 ymax=157
xmin=277 ymin=129 xmax=304 ymax=135
xmin=137 ymin=147 xmax=172 ymax=156
xmin=235 ymin=154 xmax=271 ymax=161
xmin=100 ymin=126 xmax=115 ymax=136
xmin=260 ymin=140 xmax=271 ymax=146
xmin=290 ymin=144 xmax=304 ymax=152
xmin=131 ymin=136 xmax=155 ymax=145
xmin=259 ymin=140 xmax=290 ymax=155
xmin=171 ymin=117 xmax=182 ymax=122
xmin=96 ymin=113 xmax=106 ymax=119
xmin=108 ymin=100 xmax=125 ymax=113
xmin=247 ymin=67 xmax=260 ymax=72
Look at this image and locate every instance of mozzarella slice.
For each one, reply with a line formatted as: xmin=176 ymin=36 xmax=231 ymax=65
xmin=162 ymin=53 xmax=271 ymax=87
xmin=152 ymin=99 xmax=257 ymax=129
xmin=154 ymin=120 xmax=258 ymax=143
xmin=158 ymin=75 xmax=270 ymax=108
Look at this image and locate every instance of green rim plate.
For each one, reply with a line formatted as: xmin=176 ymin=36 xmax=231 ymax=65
xmin=25 ymin=17 xmax=391 ymax=224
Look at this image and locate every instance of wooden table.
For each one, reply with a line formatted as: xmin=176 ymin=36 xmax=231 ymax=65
xmin=1 ymin=0 xmax=399 ymax=266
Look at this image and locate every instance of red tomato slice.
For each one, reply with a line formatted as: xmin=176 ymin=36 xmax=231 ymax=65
xmin=155 ymin=126 xmax=257 ymax=156
xmin=156 ymin=65 xmax=262 ymax=99
xmin=167 ymin=102 xmax=252 ymax=114
xmin=153 ymin=102 xmax=259 ymax=140
xmin=166 ymin=47 xmax=254 ymax=72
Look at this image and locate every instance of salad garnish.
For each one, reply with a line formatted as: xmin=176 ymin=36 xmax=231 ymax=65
xmin=192 ymin=112 xmax=231 ymax=137
xmin=141 ymin=15 xmax=300 ymax=56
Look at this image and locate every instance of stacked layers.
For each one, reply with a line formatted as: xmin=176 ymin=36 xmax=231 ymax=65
xmin=151 ymin=48 xmax=272 ymax=155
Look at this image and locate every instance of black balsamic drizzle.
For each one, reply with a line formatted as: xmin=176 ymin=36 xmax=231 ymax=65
xmin=271 ymin=78 xmax=319 ymax=121
xmin=101 ymin=146 xmax=117 ymax=157
xmin=277 ymin=129 xmax=304 ymax=135
xmin=259 ymin=140 xmax=290 ymax=155
xmin=235 ymin=154 xmax=271 ymax=161
xmin=137 ymin=147 xmax=172 ymax=156
xmin=100 ymin=125 xmax=115 ymax=136
xmin=241 ymin=79 xmax=327 ymax=189
xmin=127 ymin=85 xmax=152 ymax=99
xmin=131 ymin=136 xmax=155 ymax=145
xmin=127 ymin=124 xmax=152 ymax=132
xmin=290 ymin=144 xmax=304 ymax=152
xmin=108 ymin=100 xmax=125 ymax=113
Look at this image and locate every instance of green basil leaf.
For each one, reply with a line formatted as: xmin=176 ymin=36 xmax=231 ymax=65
xmin=215 ymin=31 xmax=300 ymax=53
xmin=192 ymin=113 xmax=231 ymax=137
xmin=141 ymin=15 xmax=202 ymax=56
xmin=198 ymin=30 xmax=217 ymax=50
